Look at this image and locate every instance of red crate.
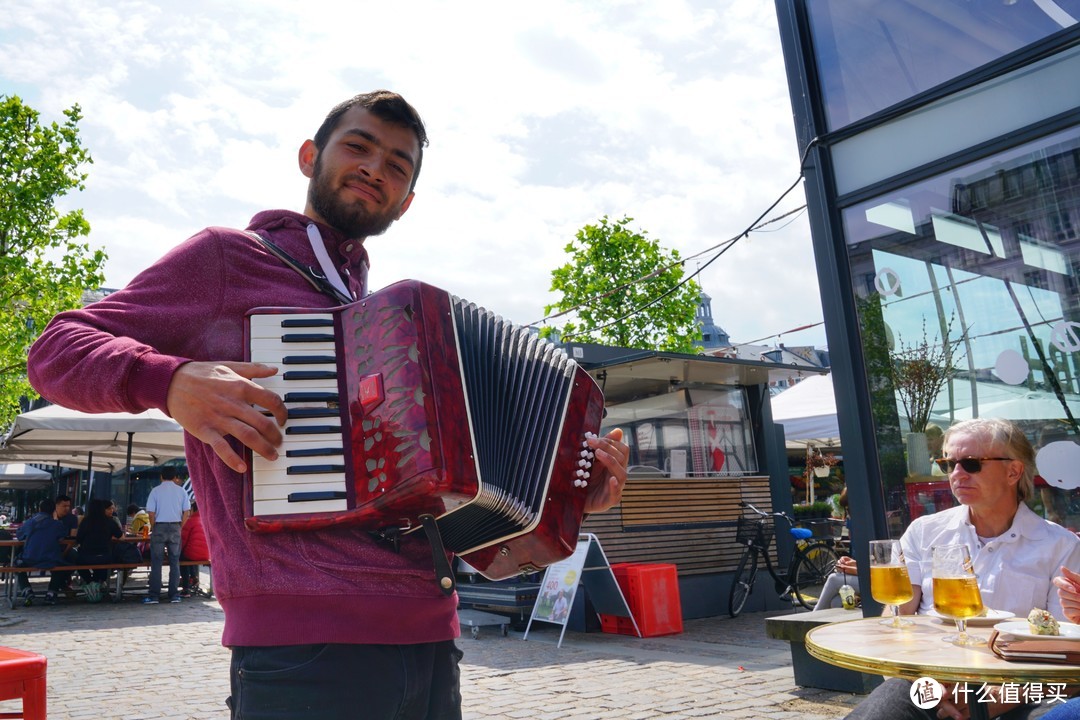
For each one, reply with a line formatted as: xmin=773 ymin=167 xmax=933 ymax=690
xmin=599 ymin=562 xmax=683 ymax=637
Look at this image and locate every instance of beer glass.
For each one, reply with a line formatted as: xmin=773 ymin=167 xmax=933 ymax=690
xmin=869 ymin=539 xmax=913 ymax=628
xmin=932 ymin=544 xmax=984 ymax=646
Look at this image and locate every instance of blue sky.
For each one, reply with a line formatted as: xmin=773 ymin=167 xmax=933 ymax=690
xmin=0 ymin=0 xmax=825 ymax=347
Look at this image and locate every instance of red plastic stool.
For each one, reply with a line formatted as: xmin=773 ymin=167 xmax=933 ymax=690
xmin=0 ymin=646 xmax=46 ymax=720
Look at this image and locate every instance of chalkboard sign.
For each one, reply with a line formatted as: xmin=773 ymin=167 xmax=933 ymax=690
xmin=524 ymin=533 xmax=638 ymax=647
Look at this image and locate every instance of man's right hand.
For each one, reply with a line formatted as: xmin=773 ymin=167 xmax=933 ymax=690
xmin=166 ymin=361 xmax=288 ymax=474
xmin=1054 ymin=566 xmax=1080 ymax=624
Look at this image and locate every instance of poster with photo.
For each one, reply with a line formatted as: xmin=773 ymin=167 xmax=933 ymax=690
xmin=531 ymin=539 xmax=590 ymax=624
xmin=525 ymin=534 xmax=638 ymax=648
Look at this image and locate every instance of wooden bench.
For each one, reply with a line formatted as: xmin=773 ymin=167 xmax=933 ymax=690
xmin=1 ymin=559 xmax=213 ymax=608
xmin=765 ymin=607 xmax=881 ymax=693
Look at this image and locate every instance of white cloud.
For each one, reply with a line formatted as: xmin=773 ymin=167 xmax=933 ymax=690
xmin=1 ymin=0 xmax=826 ymax=347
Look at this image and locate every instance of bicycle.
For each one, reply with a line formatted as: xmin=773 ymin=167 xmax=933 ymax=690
xmin=727 ymin=501 xmax=842 ymax=617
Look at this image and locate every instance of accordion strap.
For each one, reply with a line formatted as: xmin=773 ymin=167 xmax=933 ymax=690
xmin=419 ymin=514 xmax=457 ymax=596
xmin=244 ymin=230 xmax=352 ymax=305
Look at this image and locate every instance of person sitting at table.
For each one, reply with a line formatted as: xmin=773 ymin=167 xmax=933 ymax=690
xmin=14 ymin=498 xmax=72 ymax=606
xmin=75 ymin=498 xmax=124 ymax=602
xmin=126 ymin=504 xmax=151 ymax=538
xmin=1038 ymin=568 xmax=1080 ymax=720
xmin=179 ymin=499 xmax=209 ymax=598
xmin=813 ymin=554 xmax=860 ymax=610
xmin=844 ymin=417 xmax=1080 ymax=720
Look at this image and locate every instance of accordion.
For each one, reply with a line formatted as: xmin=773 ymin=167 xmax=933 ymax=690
xmin=244 ymin=279 xmax=605 ymax=579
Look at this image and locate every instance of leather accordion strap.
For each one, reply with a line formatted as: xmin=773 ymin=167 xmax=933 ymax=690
xmin=420 ymin=514 xmax=457 ymax=597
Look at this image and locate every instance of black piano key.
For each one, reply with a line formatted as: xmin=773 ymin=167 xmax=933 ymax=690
xmin=285 ymin=447 xmax=343 ymax=458
xmin=284 ymin=391 xmax=339 ymax=403
xmin=282 ymin=355 xmax=338 ymax=365
xmin=283 ymin=370 xmax=337 ymax=380
xmin=286 ymin=425 xmax=341 ymax=435
xmin=281 ymin=333 xmax=336 ymax=343
xmin=287 ymin=407 xmax=339 ymax=419
xmin=286 ymin=464 xmax=346 ymax=475
xmin=281 ymin=318 xmax=333 ymax=327
xmin=287 ymin=490 xmax=348 ymax=502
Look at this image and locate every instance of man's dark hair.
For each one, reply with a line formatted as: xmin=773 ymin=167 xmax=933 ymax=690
xmin=38 ymin=499 xmax=56 ymax=514
xmin=161 ymin=466 xmax=178 ymax=481
xmin=312 ymin=90 xmax=428 ymax=192
xmin=54 ymin=494 xmax=71 ymax=504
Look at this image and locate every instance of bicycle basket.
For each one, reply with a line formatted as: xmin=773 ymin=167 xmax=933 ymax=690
xmin=735 ymin=516 xmax=773 ymax=548
xmin=805 ymin=518 xmax=845 ymax=540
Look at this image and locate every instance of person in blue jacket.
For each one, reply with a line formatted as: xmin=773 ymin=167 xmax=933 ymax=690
xmin=15 ymin=498 xmax=73 ymax=606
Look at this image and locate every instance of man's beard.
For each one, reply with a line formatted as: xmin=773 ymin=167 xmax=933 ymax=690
xmin=308 ymin=156 xmax=400 ymax=239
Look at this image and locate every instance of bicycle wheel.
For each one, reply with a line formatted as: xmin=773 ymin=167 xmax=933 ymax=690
xmin=728 ymin=549 xmax=758 ymax=618
xmin=791 ymin=542 xmax=840 ymax=610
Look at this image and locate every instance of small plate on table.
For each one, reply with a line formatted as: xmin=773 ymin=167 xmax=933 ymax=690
xmin=992 ymin=620 xmax=1080 ymax=640
xmin=927 ymin=608 xmax=1015 ymax=626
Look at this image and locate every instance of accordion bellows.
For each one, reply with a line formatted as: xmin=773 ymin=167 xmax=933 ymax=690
xmin=244 ymin=279 xmax=605 ymax=579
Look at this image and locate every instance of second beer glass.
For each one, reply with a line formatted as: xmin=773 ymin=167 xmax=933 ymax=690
xmin=932 ymin=544 xmax=984 ymax=646
xmin=868 ymin=539 xmax=913 ymax=628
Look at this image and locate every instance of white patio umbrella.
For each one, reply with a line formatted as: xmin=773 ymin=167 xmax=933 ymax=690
xmin=950 ymin=387 xmax=1080 ymax=422
xmin=771 ymin=374 xmax=841 ymax=449
xmin=0 ymin=463 xmax=53 ymax=491
xmin=0 ymin=405 xmax=186 ymax=504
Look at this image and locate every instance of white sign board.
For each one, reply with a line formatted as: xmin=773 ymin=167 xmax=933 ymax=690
xmin=524 ymin=533 xmax=638 ymax=647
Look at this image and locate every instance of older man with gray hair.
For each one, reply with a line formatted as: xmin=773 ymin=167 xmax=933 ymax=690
xmin=845 ymin=417 xmax=1080 ymax=720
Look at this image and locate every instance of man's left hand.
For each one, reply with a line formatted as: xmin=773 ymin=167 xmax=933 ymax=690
xmin=583 ymin=428 xmax=629 ymax=514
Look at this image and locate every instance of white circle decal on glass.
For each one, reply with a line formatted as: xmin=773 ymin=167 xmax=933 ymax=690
xmin=1036 ymin=441 xmax=1080 ymax=490
xmin=874 ymin=268 xmax=902 ymax=296
xmin=1050 ymin=321 xmax=1080 ymax=354
xmin=993 ymin=349 xmax=1029 ymax=385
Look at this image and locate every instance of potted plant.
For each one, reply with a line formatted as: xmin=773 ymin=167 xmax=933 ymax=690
xmin=807 ymin=452 xmax=840 ymax=478
xmin=889 ymin=316 xmax=963 ymax=476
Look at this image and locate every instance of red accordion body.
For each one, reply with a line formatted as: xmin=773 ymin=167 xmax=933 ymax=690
xmin=243 ymin=280 xmax=605 ymax=579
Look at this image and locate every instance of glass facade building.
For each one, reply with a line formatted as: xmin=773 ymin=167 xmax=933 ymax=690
xmin=775 ymin=1 xmax=1080 ymax=545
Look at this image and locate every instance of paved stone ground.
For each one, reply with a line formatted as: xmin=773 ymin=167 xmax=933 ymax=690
xmin=0 ymin=586 xmax=862 ymax=719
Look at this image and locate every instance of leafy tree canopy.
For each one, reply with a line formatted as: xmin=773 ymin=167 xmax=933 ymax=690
xmin=541 ymin=215 xmax=701 ymax=353
xmin=0 ymin=95 xmax=106 ymax=430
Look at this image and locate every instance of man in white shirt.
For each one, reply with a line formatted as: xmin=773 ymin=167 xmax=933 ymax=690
xmin=144 ymin=466 xmax=192 ymax=604
xmin=845 ymin=418 xmax=1080 ymax=720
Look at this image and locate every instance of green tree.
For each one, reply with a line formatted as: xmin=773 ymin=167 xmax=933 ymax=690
xmin=0 ymin=96 xmax=106 ymax=429
xmin=541 ymin=215 xmax=702 ymax=352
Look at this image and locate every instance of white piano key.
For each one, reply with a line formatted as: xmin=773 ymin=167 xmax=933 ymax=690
xmin=249 ymin=313 xmax=334 ymax=338
xmin=250 ymin=339 xmax=336 ymax=356
xmin=252 ymin=478 xmax=346 ymax=499
xmin=253 ymin=379 xmax=339 ymax=395
xmin=253 ymin=498 xmax=348 ymax=516
xmin=251 ymin=466 xmax=345 ymax=485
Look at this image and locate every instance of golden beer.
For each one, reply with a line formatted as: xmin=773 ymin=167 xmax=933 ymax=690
xmin=933 ymin=576 xmax=984 ymax=619
xmin=870 ymin=564 xmax=913 ymax=606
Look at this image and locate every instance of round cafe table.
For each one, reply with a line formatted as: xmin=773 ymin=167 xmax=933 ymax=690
xmin=806 ymin=615 xmax=1080 ymax=720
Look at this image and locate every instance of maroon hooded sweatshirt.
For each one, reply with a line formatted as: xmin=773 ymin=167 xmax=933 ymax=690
xmin=28 ymin=209 xmax=459 ymax=647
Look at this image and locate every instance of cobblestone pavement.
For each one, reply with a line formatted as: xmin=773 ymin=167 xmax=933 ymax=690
xmin=0 ymin=591 xmax=861 ymax=719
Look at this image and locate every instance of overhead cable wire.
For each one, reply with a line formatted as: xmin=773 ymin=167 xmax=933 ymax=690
xmin=555 ymin=173 xmax=807 ymax=341
xmin=529 ymin=137 xmax=821 ymax=339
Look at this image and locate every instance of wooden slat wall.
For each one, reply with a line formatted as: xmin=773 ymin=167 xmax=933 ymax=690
xmin=581 ymin=474 xmax=773 ymax=575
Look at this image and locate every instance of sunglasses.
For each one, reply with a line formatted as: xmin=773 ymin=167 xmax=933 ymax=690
xmin=934 ymin=457 xmax=1013 ymax=474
